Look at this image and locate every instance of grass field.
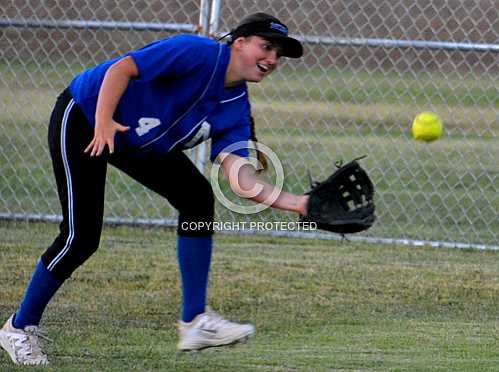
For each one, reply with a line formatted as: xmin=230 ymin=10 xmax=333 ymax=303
xmin=1 ymin=221 xmax=499 ymax=370
xmin=1 ymin=62 xmax=498 ymax=246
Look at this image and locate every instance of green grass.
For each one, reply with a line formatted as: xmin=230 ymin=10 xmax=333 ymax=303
xmin=1 ymin=221 xmax=499 ymax=370
xmin=0 ymin=62 xmax=498 ymax=246
xmin=252 ymin=67 xmax=499 ymax=108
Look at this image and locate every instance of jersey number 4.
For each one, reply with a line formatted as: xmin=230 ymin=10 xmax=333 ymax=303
xmin=136 ymin=118 xmax=161 ymax=136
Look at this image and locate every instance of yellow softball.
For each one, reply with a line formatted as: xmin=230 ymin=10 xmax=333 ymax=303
xmin=412 ymin=112 xmax=443 ymax=142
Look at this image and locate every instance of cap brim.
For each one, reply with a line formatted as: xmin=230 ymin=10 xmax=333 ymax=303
xmin=255 ymin=32 xmax=303 ymax=58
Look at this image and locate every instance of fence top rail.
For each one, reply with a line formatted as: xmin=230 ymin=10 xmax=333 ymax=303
xmin=0 ymin=18 xmax=197 ymax=33
xmin=1 ymin=18 xmax=498 ymax=53
xmin=297 ymin=34 xmax=499 ymax=53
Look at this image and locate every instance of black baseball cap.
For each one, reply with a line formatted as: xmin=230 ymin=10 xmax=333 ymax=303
xmin=228 ymin=13 xmax=303 ymax=58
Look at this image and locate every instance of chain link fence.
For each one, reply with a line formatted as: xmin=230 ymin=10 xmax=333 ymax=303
xmin=1 ymin=1 xmax=497 ymax=248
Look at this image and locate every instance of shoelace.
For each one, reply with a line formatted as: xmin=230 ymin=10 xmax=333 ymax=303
xmin=200 ymin=312 xmax=232 ymax=331
xmin=18 ymin=326 xmax=52 ymax=362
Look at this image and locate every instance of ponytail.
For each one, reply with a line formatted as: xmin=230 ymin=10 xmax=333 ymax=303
xmin=250 ymin=116 xmax=268 ymax=173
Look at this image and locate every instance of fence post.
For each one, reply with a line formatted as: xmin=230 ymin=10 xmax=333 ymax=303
xmin=194 ymin=0 xmax=212 ymax=173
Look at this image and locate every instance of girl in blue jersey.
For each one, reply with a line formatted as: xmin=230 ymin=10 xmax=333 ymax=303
xmin=0 ymin=13 xmax=307 ymax=365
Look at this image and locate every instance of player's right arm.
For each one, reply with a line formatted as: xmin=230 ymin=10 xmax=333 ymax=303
xmin=84 ymin=56 xmax=139 ymax=156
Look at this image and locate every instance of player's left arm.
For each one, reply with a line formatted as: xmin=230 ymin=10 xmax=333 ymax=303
xmin=219 ymin=152 xmax=308 ymax=215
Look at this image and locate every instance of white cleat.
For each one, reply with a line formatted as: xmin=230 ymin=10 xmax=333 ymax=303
xmin=177 ymin=308 xmax=255 ymax=351
xmin=0 ymin=314 xmax=50 ymax=366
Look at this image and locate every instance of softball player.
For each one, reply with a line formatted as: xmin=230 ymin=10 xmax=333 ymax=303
xmin=0 ymin=13 xmax=306 ymax=365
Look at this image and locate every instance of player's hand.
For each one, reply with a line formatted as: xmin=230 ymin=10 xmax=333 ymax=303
xmin=84 ymin=119 xmax=129 ymax=156
xmin=297 ymin=195 xmax=309 ymax=216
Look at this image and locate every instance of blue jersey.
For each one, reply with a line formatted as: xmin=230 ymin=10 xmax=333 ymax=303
xmin=69 ymin=35 xmax=251 ymax=161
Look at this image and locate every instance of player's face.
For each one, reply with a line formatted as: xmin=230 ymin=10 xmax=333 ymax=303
xmin=237 ymin=36 xmax=281 ymax=82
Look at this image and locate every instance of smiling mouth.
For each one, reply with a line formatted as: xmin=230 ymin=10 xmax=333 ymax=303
xmin=257 ymin=63 xmax=269 ymax=73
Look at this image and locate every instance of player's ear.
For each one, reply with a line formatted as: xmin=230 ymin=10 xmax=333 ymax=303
xmin=231 ymin=36 xmax=248 ymax=50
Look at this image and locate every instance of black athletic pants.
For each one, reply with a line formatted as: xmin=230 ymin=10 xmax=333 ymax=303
xmin=41 ymin=89 xmax=214 ymax=281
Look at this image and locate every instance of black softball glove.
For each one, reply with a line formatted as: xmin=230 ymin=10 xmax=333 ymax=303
xmin=301 ymin=157 xmax=376 ymax=234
